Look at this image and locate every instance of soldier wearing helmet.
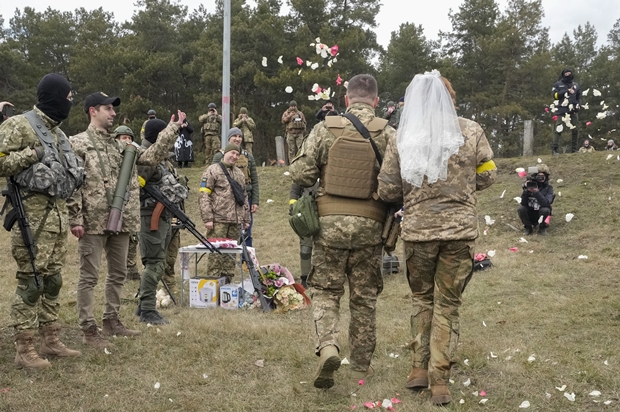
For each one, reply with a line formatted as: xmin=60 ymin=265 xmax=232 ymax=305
xmin=519 ymin=164 xmax=554 ymax=236
xmin=199 ymin=103 xmax=222 ymax=163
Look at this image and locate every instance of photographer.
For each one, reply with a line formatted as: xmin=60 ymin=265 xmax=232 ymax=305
xmin=551 ymin=68 xmax=581 ymax=155
xmin=199 ymin=103 xmax=222 ymax=163
xmin=315 ymin=100 xmax=338 ymax=122
xmin=383 ymin=100 xmax=399 ymax=129
xmin=0 ymin=101 xmax=15 ymax=124
xmin=518 ymin=164 xmax=554 ymax=236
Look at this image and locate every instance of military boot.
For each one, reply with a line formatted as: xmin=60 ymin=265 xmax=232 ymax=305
xmin=82 ymin=324 xmax=113 ymax=349
xmin=405 ymin=367 xmax=429 ymax=390
xmin=313 ymin=345 xmax=341 ymax=389
xmin=139 ymin=310 xmax=170 ymax=325
xmin=14 ymin=331 xmax=51 ymax=369
xmin=523 ymin=225 xmax=533 ymax=236
xmin=431 ymin=385 xmax=452 ymax=406
xmin=102 ymin=318 xmax=141 ymax=337
xmin=39 ymin=322 xmax=81 ymax=357
xmin=538 ymin=226 xmax=548 ymax=236
xmin=300 ymin=275 xmax=308 ymax=289
xmin=350 ymin=365 xmax=375 ymax=385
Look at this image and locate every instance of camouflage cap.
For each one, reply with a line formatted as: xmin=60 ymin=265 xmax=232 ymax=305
xmin=289 ymin=100 xmax=297 ymax=107
xmin=538 ymin=164 xmax=550 ymax=175
xmin=224 ymin=143 xmax=241 ymax=154
xmin=113 ymin=125 xmax=134 ymax=140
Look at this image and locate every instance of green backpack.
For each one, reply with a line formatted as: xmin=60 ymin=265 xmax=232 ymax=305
xmin=289 ymin=195 xmax=320 ymax=238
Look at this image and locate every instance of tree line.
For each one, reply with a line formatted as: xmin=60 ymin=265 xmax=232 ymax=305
xmin=1 ymin=0 xmax=619 ymax=161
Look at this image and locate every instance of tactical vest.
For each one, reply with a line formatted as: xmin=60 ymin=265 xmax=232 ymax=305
xmin=236 ymin=152 xmax=251 ymax=183
xmin=140 ymin=161 xmax=188 ymax=209
xmin=203 ymin=116 xmax=220 ymax=133
xmin=317 ymin=116 xmax=388 ymax=223
xmin=14 ymin=111 xmax=85 ymax=199
xmin=287 ymin=111 xmax=305 ymax=130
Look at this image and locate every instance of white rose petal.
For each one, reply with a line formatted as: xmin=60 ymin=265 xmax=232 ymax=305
xmin=311 ymin=83 xmax=320 ymax=92
xmin=589 ymin=390 xmax=601 ymax=397
xmin=500 ymin=190 xmax=506 ymax=198
xmin=297 ymin=69 xmax=302 ymax=75
xmin=527 ymin=354 xmax=536 ymax=362
xmin=582 ymin=88 xmax=589 ymax=96
xmin=311 ymin=63 xmax=319 ymax=70
xmin=519 ymin=400 xmax=530 ymax=408
xmin=607 ymin=154 xmax=614 ymax=160
xmin=545 ymin=392 xmax=551 ymax=399
xmin=519 ymin=237 xmax=528 ymax=243
xmin=488 ymin=250 xmax=496 ymax=257
xmin=556 ymin=385 xmax=567 ymax=391
xmin=505 ymin=355 xmax=513 ymax=360
xmin=558 ymin=191 xmax=561 ymax=196
xmin=479 ymin=399 xmax=488 ymax=404
xmin=490 ymin=352 xmax=497 ymax=358
xmin=176 ymin=332 xmax=181 ymax=336
xmin=597 ymin=112 xmax=607 ymax=120
xmin=203 ymin=373 xmax=208 ymax=379
xmin=484 ymin=215 xmax=495 ymax=225
xmin=514 ymin=197 xmax=522 ymax=204
xmin=556 ymin=179 xmax=563 ymax=183
xmin=604 ymin=400 xmax=612 ymax=405
xmin=565 ymin=213 xmax=574 ymax=222
xmin=578 ymin=255 xmax=588 ymax=260
xmin=154 ymin=382 xmax=161 ymax=389
xmin=285 ymin=86 xmax=293 ymax=93
xmin=556 ymin=125 xmax=564 ymax=133
xmin=482 ymin=321 xmax=487 ymax=327
xmin=382 ymin=399 xmax=392 ymax=409
xmin=472 ymin=391 xmax=479 ymax=396
xmin=255 ymin=359 xmax=264 ymax=367
xmin=593 ymin=89 xmax=601 ymax=96
xmin=537 ymin=158 xmax=542 ymax=163
xmin=277 ymin=55 xmax=283 ymax=64
xmin=460 ymin=399 xmax=465 ymax=404
xmin=604 ymin=360 xmax=609 ymax=365
xmin=266 ymin=199 xmax=274 ymax=204
xmin=343 ymin=81 xmax=349 ymax=89
xmin=449 ymin=379 xmax=455 ymax=384
xmin=169 ymin=398 xmax=173 ymax=403
xmin=104 ymin=348 xmax=111 ymax=355
xmin=341 ymin=357 xmax=350 ymax=365
xmin=463 ymin=378 xmax=471 ymax=387
xmin=564 ymin=392 xmax=575 ymax=402
xmin=464 ymin=359 xmax=469 ymax=365
xmin=261 ymin=57 xmax=267 ymax=67
xmin=283 ymin=171 xmax=290 ymax=176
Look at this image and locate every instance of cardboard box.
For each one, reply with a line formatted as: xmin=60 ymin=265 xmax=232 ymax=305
xmin=189 ymin=277 xmax=226 ymax=308
xmin=220 ymin=284 xmax=242 ymax=310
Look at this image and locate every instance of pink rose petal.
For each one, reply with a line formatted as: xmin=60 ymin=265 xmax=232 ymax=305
xmin=358 ymin=379 xmax=365 ymax=385
xmin=545 ymin=107 xmax=549 ymax=113
xmin=480 ymin=390 xmax=487 ymax=396
xmin=391 ymin=398 xmax=402 ymax=404
xmin=510 ymin=247 xmax=518 ymax=252
xmin=296 ymin=57 xmax=303 ymax=66
xmin=363 ymin=401 xmax=375 ymax=409
xmin=336 ymin=74 xmax=343 ymax=85
xmin=330 ymin=45 xmax=339 ymax=56
xmin=586 ymin=121 xmax=592 ymax=126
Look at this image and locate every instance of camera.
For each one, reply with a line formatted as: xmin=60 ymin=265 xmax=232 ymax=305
xmin=209 ymin=109 xmax=215 ymax=113
xmin=526 ymin=180 xmax=538 ymax=189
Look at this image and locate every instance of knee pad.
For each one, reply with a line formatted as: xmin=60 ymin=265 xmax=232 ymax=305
xmin=300 ymin=245 xmax=313 ymax=260
xmin=16 ymin=278 xmax=43 ymax=306
xmin=43 ymin=273 xmax=63 ymax=300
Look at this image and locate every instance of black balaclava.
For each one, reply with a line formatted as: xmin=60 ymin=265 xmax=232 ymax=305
xmin=35 ymin=73 xmax=73 ymax=123
xmin=561 ymin=68 xmax=574 ymax=83
xmin=144 ymin=119 xmax=168 ymax=144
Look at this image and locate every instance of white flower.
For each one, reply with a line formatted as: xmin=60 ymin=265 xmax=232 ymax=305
xmin=556 ymin=125 xmax=564 ymax=133
xmin=285 ymin=86 xmax=293 ymax=93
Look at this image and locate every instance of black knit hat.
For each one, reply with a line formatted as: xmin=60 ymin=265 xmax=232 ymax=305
xmin=144 ymin=119 xmax=167 ymax=143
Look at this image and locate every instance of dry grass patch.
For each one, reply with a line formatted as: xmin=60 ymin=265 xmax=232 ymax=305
xmin=0 ymin=155 xmax=619 ymax=411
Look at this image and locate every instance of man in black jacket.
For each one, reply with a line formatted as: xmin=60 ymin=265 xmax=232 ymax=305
xmin=551 ymin=68 xmax=581 ymax=155
xmin=315 ymin=100 xmax=338 ymax=122
xmin=518 ymin=164 xmax=554 ymax=236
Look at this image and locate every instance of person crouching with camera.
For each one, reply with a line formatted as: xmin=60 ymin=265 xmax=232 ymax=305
xmin=518 ymin=164 xmax=554 ymax=236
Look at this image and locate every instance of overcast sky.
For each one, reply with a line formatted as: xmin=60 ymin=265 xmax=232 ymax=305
xmin=1 ymin=0 xmax=619 ymax=48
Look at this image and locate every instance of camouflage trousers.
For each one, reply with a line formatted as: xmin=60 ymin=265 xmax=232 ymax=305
xmin=308 ymin=242 xmax=383 ymax=372
xmin=286 ymin=131 xmax=305 ymax=163
xmin=204 ymin=133 xmax=221 ymax=164
xmin=163 ymin=228 xmax=180 ymax=293
xmin=139 ymin=215 xmax=172 ymax=311
xmin=205 ymin=222 xmax=239 ymax=282
xmin=10 ymin=226 xmax=68 ymax=332
xmin=244 ymin=142 xmax=253 ymax=155
xmin=405 ymin=240 xmax=474 ymax=386
xmin=127 ymin=232 xmax=141 ymax=279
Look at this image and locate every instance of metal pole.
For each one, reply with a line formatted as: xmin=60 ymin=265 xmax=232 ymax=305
xmin=221 ymin=0 xmax=231 ymax=148
xmin=523 ymin=120 xmax=533 ymax=156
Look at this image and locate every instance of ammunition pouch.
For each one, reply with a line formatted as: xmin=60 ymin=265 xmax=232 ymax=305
xmin=14 ymin=111 xmax=85 ymax=199
xmin=381 ymin=210 xmax=401 ymax=253
xmin=16 ymin=277 xmax=43 ymax=306
xmin=141 ymin=163 xmax=188 ymax=209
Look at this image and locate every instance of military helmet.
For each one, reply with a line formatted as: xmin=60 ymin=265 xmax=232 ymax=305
xmin=387 ymin=101 xmax=395 ymax=107
xmin=289 ymin=100 xmax=298 ymax=107
xmin=538 ymin=164 xmax=550 ymax=175
xmin=114 ymin=125 xmax=135 ymax=140
xmin=147 ymin=109 xmax=156 ymax=116
xmin=239 ymin=107 xmax=248 ymax=114
xmin=208 ymin=103 xmax=217 ymax=109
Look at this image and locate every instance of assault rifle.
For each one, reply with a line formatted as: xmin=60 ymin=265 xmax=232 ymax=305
xmin=239 ymin=227 xmax=272 ymax=312
xmin=142 ymin=183 xmax=220 ymax=254
xmin=1 ymin=177 xmax=41 ymax=288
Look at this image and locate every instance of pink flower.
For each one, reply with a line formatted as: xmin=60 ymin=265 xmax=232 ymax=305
xmin=586 ymin=121 xmax=592 ymax=126
xmin=336 ymin=74 xmax=343 ymax=85
xmin=552 ymin=115 xmax=558 ymax=121
xmin=330 ymin=45 xmax=339 ymax=56
xmin=544 ymin=107 xmax=549 ymax=113
xmin=296 ymin=57 xmax=303 ymax=66
xmin=274 ymin=279 xmax=285 ymax=288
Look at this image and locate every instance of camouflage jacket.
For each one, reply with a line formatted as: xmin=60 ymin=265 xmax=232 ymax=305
xmin=67 ymin=122 xmax=179 ymax=234
xmin=377 ymin=117 xmax=496 ymax=242
xmin=212 ymin=150 xmax=259 ymax=204
xmin=199 ymin=162 xmax=250 ymax=225
xmin=199 ymin=113 xmax=222 ymax=136
xmin=0 ymin=106 xmax=69 ymax=234
xmin=281 ymin=109 xmax=306 ymax=131
xmin=232 ymin=115 xmax=256 ymax=143
xmin=290 ymin=102 xmax=395 ymax=249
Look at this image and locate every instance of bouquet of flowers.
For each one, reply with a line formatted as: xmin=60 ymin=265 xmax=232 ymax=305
xmin=259 ymin=265 xmax=293 ymax=298
xmin=273 ymin=285 xmax=308 ymax=312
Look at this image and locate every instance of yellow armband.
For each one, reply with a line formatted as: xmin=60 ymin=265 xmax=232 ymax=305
xmin=289 ymin=199 xmax=297 ymax=205
xmin=138 ymin=175 xmax=146 ymax=187
xmin=476 ymin=160 xmax=496 ymax=174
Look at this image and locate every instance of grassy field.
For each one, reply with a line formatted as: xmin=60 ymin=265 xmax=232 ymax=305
xmin=0 ymin=152 xmax=619 ymax=411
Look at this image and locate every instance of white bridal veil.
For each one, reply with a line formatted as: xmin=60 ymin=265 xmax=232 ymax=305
xmin=396 ymin=70 xmax=464 ymax=188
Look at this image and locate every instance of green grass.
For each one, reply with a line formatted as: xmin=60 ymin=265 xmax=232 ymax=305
xmin=0 ymin=153 xmax=619 ymax=411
